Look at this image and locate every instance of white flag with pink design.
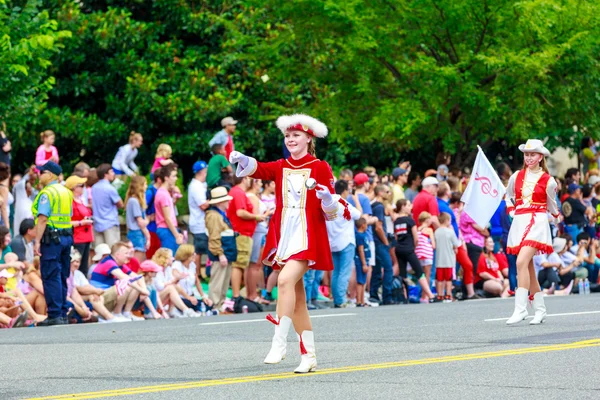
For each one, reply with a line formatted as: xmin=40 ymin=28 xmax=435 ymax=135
xmin=461 ymin=146 xmax=506 ymax=227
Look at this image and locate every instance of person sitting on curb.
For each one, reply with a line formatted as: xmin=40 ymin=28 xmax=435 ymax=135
xmin=89 ymin=242 xmax=150 ymax=321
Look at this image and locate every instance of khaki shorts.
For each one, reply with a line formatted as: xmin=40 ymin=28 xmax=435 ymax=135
xmin=102 ymin=286 xmax=118 ymax=312
xmin=232 ymin=235 xmax=253 ymax=269
xmin=94 ymin=226 xmax=122 ymax=248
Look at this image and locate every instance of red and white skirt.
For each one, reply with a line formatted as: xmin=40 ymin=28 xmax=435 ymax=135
xmin=506 ymin=212 xmax=553 ymax=255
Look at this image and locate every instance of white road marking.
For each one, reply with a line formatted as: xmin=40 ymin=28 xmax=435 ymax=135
xmin=199 ymin=313 xmax=356 ymax=326
xmin=485 ymin=310 xmax=600 ymax=322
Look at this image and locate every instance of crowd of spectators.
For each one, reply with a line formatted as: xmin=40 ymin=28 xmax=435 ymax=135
xmin=0 ymin=119 xmax=598 ymax=328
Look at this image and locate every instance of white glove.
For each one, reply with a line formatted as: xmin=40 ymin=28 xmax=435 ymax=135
xmin=229 ymin=151 xmax=249 ymax=168
xmin=315 ymin=184 xmax=333 ymax=206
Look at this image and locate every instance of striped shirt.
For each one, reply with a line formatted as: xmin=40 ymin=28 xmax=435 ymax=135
xmin=415 ymin=230 xmax=434 ymax=260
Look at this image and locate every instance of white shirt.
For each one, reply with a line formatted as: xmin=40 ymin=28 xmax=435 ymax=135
xmin=172 ymin=260 xmax=196 ymax=296
xmin=326 ymin=195 xmax=361 ymax=252
xmin=112 ymin=144 xmax=139 ymax=176
xmin=13 ymin=173 xmax=33 ymax=234
xmin=73 ymin=270 xmax=90 ymax=287
xmin=532 ymin=254 xmax=547 ymax=274
xmin=154 ymin=266 xmax=173 ymax=292
xmin=188 ymin=178 xmax=208 ymax=235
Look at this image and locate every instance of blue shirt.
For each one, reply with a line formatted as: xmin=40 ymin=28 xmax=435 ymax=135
xmin=208 ymin=129 xmax=228 ymax=150
xmin=36 ymin=181 xmax=59 ymax=217
xmin=372 ymin=201 xmax=386 ymax=246
xmin=437 ymin=197 xmax=458 ymax=237
xmin=354 ymin=231 xmax=371 ymax=267
xmin=91 ymin=179 xmax=122 ymax=232
xmin=146 ymin=185 xmax=159 ymax=233
xmin=489 ymin=201 xmax=505 ymax=237
xmin=347 ymin=194 xmax=373 ymax=242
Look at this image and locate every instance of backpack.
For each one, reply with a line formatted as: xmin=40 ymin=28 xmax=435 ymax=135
xmin=233 ymin=297 xmax=264 ymax=313
xmin=391 ymin=276 xmax=408 ymax=304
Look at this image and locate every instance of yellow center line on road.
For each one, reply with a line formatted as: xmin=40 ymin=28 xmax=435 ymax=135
xmin=28 ymin=339 xmax=600 ymax=399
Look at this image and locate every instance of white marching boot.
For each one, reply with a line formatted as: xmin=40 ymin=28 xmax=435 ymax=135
xmin=264 ymin=315 xmax=291 ymax=364
xmin=529 ymin=292 xmax=547 ymax=325
xmin=294 ymin=331 xmax=317 ymax=373
xmin=506 ymin=288 xmax=529 ymax=325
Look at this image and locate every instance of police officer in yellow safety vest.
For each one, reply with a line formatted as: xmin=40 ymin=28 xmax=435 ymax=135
xmin=32 ymin=161 xmax=74 ymax=326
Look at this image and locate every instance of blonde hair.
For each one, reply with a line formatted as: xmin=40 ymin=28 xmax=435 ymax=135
xmin=418 ymin=211 xmax=432 ymax=224
xmin=125 ymin=176 xmax=148 ymax=210
xmin=175 ymin=244 xmax=195 ymax=262
xmin=152 ymin=248 xmax=173 ymax=267
xmin=308 ymin=139 xmax=316 ymax=157
xmin=438 ymin=212 xmax=451 ymax=225
xmin=129 ymin=131 xmax=142 ymax=144
xmin=155 ymin=144 xmax=172 ymax=159
xmin=26 ymin=256 xmax=41 ymax=275
xmin=40 ymin=130 xmax=55 ymax=142
xmin=521 ymin=156 xmax=549 ymax=173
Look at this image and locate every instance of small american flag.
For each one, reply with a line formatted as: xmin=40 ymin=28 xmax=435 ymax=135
xmin=115 ymin=275 xmax=143 ymax=296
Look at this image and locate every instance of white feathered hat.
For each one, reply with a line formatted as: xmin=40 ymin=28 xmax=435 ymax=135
xmin=276 ymin=114 xmax=328 ymax=138
xmin=518 ymin=139 xmax=550 ymax=157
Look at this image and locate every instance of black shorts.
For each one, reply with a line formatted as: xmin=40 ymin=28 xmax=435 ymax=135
xmin=193 ymin=233 xmax=208 ymax=255
xmin=474 ymin=280 xmax=484 ymax=291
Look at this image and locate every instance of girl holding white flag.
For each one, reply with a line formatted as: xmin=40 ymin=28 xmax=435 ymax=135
xmin=505 ymin=139 xmax=560 ymax=325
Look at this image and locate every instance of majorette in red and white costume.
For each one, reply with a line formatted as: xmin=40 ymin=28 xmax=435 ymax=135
xmin=229 ymin=114 xmax=349 ymax=374
xmin=505 ymin=139 xmax=559 ymax=326
xmin=505 ymin=156 xmax=559 ymax=255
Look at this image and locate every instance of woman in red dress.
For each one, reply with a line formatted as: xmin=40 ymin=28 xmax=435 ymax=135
xmin=230 ymin=114 xmax=346 ymax=373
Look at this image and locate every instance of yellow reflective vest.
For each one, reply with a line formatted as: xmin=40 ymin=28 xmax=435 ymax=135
xmin=32 ymin=183 xmax=73 ymax=229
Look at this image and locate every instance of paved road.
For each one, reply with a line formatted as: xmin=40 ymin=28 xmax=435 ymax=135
xmin=2 ymin=295 xmax=600 ymax=400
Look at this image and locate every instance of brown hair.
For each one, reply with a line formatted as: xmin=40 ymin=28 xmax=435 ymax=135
xmin=40 ymin=130 xmax=55 ymax=142
xmin=521 ymin=156 xmax=549 ymax=173
xmin=129 ymin=131 xmax=142 ymax=144
xmin=152 ymin=248 xmax=173 ymax=267
xmin=175 ymin=244 xmax=195 ymax=262
xmin=157 ymin=163 xmax=178 ymax=181
xmin=111 ymin=241 xmax=130 ymax=256
xmin=96 ymin=163 xmax=113 ymax=180
xmin=125 ymin=176 xmax=148 ymax=210
xmin=395 ymin=199 xmax=409 ymax=213
xmin=418 ymin=211 xmax=431 ymax=224
xmin=446 ymin=176 xmax=459 ymax=192
xmin=86 ymin=168 xmax=98 ymax=187
xmin=0 ymin=162 xmax=10 ymax=182
xmin=437 ymin=182 xmax=450 ymax=198
xmin=438 ymin=212 xmax=451 ymax=225
xmin=73 ymin=162 xmax=90 ymax=177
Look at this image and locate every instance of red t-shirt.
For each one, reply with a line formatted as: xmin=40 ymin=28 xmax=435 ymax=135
xmin=412 ymin=190 xmax=440 ymax=226
xmin=125 ymin=257 xmax=141 ymax=274
xmin=72 ymin=200 xmax=94 ymax=244
xmin=475 ymin=253 xmax=508 ymax=283
xmin=225 ymin=135 xmax=234 ymax=161
xmin=45 ymin=151 xmax=53 ymax=161
xmin=227 ymin=185 xmax=256 ymax=237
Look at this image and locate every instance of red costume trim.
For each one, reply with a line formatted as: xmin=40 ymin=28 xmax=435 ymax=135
xmin=299 ymin=336 xmax=307 ymax=355
xmin=288 ymin=123 xmax=315 ymax=137
xmin=266 ymin=314 xmax=279 ymax=325
xmin=506 ymin=240 xmax=553 ymax=255
xmin=514 ymin=169 xmax=551 ymax=211
xmin=339 ymin=198 xmax=351 ymax=221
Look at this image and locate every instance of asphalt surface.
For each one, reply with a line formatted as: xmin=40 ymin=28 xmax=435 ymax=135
xmin=2 ymin=294 xmax=600 ymax=400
